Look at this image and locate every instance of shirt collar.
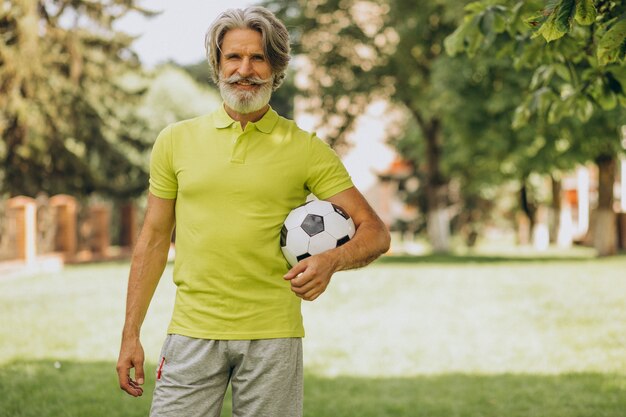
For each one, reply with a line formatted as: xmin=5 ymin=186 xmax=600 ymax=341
xmin=214 ymin=104 xmax=236 ymax=129
xmin=214 ymin=104 xmax=279 ymax=133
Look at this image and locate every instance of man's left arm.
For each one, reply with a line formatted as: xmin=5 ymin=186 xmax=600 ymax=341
xmin=284 ymin=186 xmax=391 ymax=301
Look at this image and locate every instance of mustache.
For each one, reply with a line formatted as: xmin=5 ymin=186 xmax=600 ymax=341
xmin=223 ymin=74 xmax=271 ymax=86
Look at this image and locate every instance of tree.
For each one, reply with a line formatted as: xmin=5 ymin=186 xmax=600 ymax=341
xmin=446 ymin=0 xmax=626 ymax=114
xmin=0 ymin=0 xmax=157 ymax=198
xmin=446 ymin=0 xmax=626 ymax=255
xmin=265 ymin=0 xmax=479 ymax=252
xmin=267 ymin=0 xmax=591 ymax=251
xmin=132 ymin=64 xmax=222 ymax=139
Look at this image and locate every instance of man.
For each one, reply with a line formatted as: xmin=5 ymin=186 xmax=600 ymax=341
xmin=116 ymin=6 xmax=390 ymax=417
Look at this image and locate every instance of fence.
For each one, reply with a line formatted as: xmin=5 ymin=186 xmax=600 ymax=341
xmin=0 ymin=194 xmax=141 ymax=266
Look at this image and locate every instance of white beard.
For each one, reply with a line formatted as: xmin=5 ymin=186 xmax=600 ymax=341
xmin=218 ymin=74 xmax=274 ymax=114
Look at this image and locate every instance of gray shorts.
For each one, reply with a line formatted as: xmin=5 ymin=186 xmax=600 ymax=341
xmin=150 ymin=335 xmax=303 ymax=417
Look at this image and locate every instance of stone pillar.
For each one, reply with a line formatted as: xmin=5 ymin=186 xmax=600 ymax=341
xmin=6 ymin=196 xmax=37 ymax=263
xmin=618 ymin=213 xmax=626 ymax=250
xmin=119 ymin=202 xmax=137 ymax=249
xmin=50 ymin=194 xmax=78 ymax=260
xmin=621 ymin=159 xmax=626 ymax=212
xmin=89 ymin=204 xmax=110 ymax=256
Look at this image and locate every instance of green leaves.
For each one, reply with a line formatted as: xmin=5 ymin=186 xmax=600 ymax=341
xmin=574 ymin=0 xmax=597 ymax=25
xmin=444 ymin=20 xmax=481 ymax=57
xmin=1 ymin=1 xmax=155 ymax=198
xmin=555 ymin=0 xmax=576 ymax=32
xmin=597 ymin=18 xmax=626 ymax=66
xmin=528 ymin=0 xmax=597 ymax=42
xmin=451 ymin=0 xmax=626 ymax=119
xmin=527 ymin=0 xmax=574 ymax=42
xmin=444 ymin=2 xmax=507 ymax=57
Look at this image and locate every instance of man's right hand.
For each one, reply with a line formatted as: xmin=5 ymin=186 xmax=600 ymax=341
xmin=116 ymin=336 xmax=145 ymax=397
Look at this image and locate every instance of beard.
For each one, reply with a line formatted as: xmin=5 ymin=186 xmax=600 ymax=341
xmin=218 ymin=73 xmax=274 ymax=114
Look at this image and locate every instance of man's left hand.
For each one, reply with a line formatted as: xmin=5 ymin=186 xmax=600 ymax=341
xmin=283 ymin=252 xmax=337 ymax=301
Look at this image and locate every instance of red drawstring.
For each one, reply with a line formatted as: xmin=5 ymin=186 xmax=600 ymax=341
xmin=157 ymin=356 xmax=165 ymax=380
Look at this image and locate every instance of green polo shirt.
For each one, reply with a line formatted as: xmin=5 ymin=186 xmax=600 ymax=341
xmin=149 ymin=105 xmax=353 ymax=339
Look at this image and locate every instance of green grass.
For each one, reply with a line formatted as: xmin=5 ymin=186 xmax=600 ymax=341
xmin=2 ymin=360 xmax=625 ymax=417
xmin=2 ymin=255 xmax=626 ymax=416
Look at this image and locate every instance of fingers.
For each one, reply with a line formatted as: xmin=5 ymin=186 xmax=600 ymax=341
xmin=289 ymin=271 xmax=327 ymax=301
xmin=117 ymin=359 xmax=144 ymax=397
xmin=285 ymin=256 xmax=333 ymax=301
xmin=283 ymin=261 xmax=307 ymax=280
xmin=119 ymin=373 xmax=144 ymax=397
xmin=127 ymin=376 xmax=144 ymax=396
xmin=294 ymin=287 xmax=322 ymax=301
xmin=135 ymin=362 xmax=145 ymax=386
xmin=290 ymin=275 xmax=317 ymax=295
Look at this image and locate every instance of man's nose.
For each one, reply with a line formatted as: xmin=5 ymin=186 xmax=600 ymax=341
xmin=238 ymin=58 xmax=253 ymax=77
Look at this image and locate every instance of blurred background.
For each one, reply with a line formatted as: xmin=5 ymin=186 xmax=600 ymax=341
xmin=1 ymin=1 xmax=626 ymax=416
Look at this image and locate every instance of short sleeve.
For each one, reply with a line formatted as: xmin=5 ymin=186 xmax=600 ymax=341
xmin=305 ymin=134 xmax=354 ymax=200
xmin=149 ymin=125 xmax=178 ymax=199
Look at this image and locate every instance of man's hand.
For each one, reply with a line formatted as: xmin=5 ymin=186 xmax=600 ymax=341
xmin=283 ymin=252 xmax=338 ymax=301
xmin=116 ymin=336 xmax=145 ymax=397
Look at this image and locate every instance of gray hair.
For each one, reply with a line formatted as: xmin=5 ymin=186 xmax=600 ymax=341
xmin=205 ymin=6 xmax=290 ymax=91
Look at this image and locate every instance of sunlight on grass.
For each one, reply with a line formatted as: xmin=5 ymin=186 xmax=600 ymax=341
xmin=303 ymin=257 xmax=626 ymax=377
xmin=0 ymin=262 xmax=176 ymax=366
xmin=1 ymin=255 xmax=626 ymax=416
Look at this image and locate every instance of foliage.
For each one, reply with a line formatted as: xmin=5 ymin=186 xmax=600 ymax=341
xmin=446 ymin=0 xmax=626 ymax=122
xmin=264 ymin=0 xmax=601 ymax=244
xmin=130 ymin=64 xmax=222 ymax=143
xmin=0 ymin=0 xmax=157 ymax=198
xmin=266 ymin=0 xmax=508 ymax=251
xmin=447 ymin=1 xmax=625 ymax=253
xmin=266 ymin=0 xmax=462 ymax=145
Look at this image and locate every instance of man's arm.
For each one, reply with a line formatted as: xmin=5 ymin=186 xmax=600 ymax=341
xmin=116 ymin=193 xmax=175 ymax=397
xmin=284 ymin=187 xmax=390 ymax=301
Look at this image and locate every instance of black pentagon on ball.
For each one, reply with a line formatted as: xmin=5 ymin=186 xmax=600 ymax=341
xmin=301 ymin=214 xmax=324 ymax=236
xmin=296 ymin=253 xmax=311 ymax=262
xmin=280 ymin=225 xmax=288 ymax=247
xmin=332 ymin=204 xmax=350 ymax=220
xmin=337 ymin=235 xmax=351 ymax=246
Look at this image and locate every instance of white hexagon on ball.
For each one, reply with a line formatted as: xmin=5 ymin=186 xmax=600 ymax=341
xmin=284 ymin=227 xmax=310 ymax=257
xmin=281 ymin=247 xmax=298 ymax=268
xmin=308 ymin=231 xmax=339 ymax=256
xmin=304 ymin=200 xmax=334 ymax=216
xmin=323 ymin=211 xmax=356 ymax=240
xmin=283 ymin=205 xmax=310 ymax=231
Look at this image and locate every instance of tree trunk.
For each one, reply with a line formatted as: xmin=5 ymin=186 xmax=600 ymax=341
xmin=424 ymin=118 xmax=450 ymax=253
xmin=427 ymin=187 xmax=450 ymax=253
xmin=594 ymin=155 xmax=617 ymax=256
xmin=517 ymin=178 xmax=536 ymax=245
xmin=519 ymin=179 xmax=536 ymax=231
xmin=549 ymin=175 xmax=561 ymax=244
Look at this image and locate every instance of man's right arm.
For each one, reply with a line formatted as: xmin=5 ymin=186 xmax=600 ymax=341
xmin=116 ymin=192 xmax=175 ymax=397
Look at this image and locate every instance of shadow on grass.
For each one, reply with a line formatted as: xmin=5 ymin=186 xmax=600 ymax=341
xmin=1 ymin=360 xmax=625 ymax=417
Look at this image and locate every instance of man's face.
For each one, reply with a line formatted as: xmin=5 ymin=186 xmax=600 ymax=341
xmin=218 ymin=28 xmax=274 ymax=115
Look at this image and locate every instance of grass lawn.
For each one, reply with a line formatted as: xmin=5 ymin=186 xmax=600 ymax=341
xmin=1 ymin=254 xmax=626 ymax=416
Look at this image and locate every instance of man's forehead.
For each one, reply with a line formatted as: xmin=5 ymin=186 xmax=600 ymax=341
xmin=221 ymin=28 xmax=264 ymax=53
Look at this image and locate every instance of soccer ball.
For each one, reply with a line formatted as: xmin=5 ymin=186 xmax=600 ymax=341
xmin=280 ymin=200 xmax=356 ymax=267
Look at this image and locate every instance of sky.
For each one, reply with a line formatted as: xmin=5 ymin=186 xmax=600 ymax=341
xmin=116 ymin=0 xmax=255 ymax=67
